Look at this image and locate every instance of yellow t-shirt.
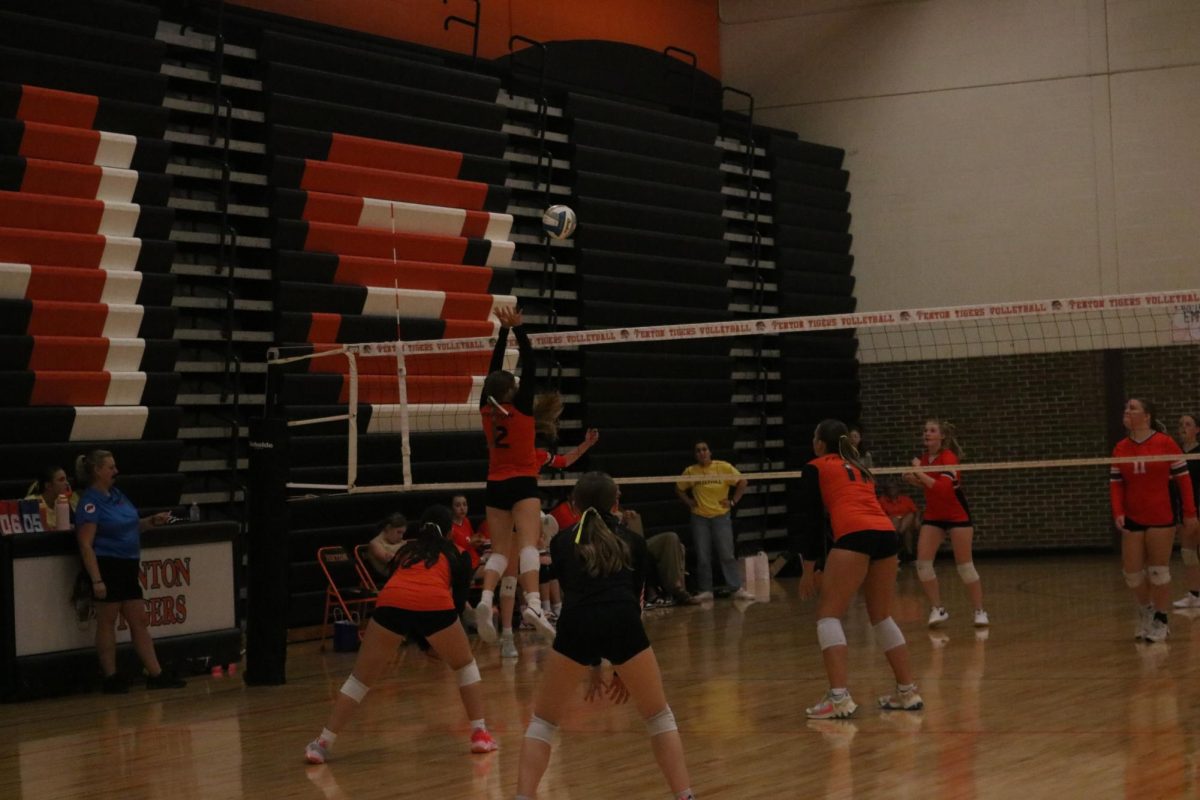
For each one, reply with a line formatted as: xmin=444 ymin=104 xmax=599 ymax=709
xmin=677 ymin=461 xmax=741 ymax=518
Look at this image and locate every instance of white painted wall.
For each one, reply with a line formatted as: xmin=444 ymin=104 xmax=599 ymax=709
xmin=721 ymin=0 xmax=1200 ymax=310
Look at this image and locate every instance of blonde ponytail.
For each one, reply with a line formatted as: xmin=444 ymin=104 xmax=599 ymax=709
xmin=574 ymin=507 xmax=631 ymax=577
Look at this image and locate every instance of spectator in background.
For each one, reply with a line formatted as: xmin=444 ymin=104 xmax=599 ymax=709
xmin=848 ymin=425 xmax=874 ymax=470
xmin=877 ymin=478 xmax=920 ymax=561
xmin=550 ymin=490 xmax=581 ymax=532
xmin=366 ymin=513 xmax=407 ymax=581
xmin=619 ymin=506 xmax=699 ymax=607
xmin=25 ymin=465 xmax=77 ymax=529
xmin=74 ymin=449 xmax=185 ymax=694
xmin=1174 ymin=413 xmax=1200 ymax=608
xmin=676 ymin=441 xmax=752 ymax=602
xmin=449 ymin=495 xmax=482 ymax=571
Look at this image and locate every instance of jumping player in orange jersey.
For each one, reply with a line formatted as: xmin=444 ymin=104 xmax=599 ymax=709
xmin=515 ymin=471 xmax=696 ymax=800
xmin=798 ymin=419 xmax=923 ymax=720
xmin=303 ymin=505 xmax=497 ymax=764
xmin=474 ymin=306 xmax=557 ymax=643
xmin=903 ymin=418 xmax=989 ymax=628
xmin=1110 ymin=398 xmax=1198 ymax=642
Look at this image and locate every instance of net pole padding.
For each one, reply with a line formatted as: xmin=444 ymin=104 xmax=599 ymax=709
xmin=287 ymin=414 xmax=351 ymax=428
xmin=316 ymin=288 xmax=1200 ymax=359
xmin=313 ymin=452 xmax=1200 ymax=495
xmin=395 ymin=347 xmax=413 ymax=487
xmin=347 ymin=352 xmax=358 ymax=491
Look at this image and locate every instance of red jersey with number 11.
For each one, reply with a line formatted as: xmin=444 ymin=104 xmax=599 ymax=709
xmin=1110 ymin=432 xmax=1196 ymax=525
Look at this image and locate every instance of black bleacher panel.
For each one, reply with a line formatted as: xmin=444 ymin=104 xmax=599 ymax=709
xmin=781 ymin=357 xmax=860 ymax=380
xmin=266 ymin=94 xmax=508 ymax=159
xmin=584 ymin=403 xmax=733 ymax=429
xmin=773 ymin=224 xmax=853 ymax=255
xmin=772 ymin=202 xmax=852 ymax=233
xmin=265 ymin=64 xmax=506 ymax=130
xmin=0 ymin=440 xmax=181 ymax=481
xmin=572 ymin=145 xmax=723 ymax=192
xmin=0 ymin=156 xmax=173 ymax=205
xmin=575 ymin=224 xmax=727 ymax=263
xmin=579 ymin=275 xmax=730 ymax=311
xmin=573 ymin=198 xmax=725 ymax=240
xmin=582 ymin=352 xmax=733 ymax=381
xmin=772 ymin=180 xmax=851 ymax=213
xmin=0 ymin=11 xmax=165 ymax=72
xmin=778 ymin=270 xmax=856 ymax=296
xmin=275 ymin=281 xmax=366 ymax=315
xmin=787 ymin=399 xmax=863 ymax=421
xmin=0 ymin=120 xmax=171 ymax=172
xmin=576 ymin=249 xmax=729 ymax=287
xmin=584 ymin=378 xmax=733 ymax=403
xmin=778 ymin=333 xmax=859 ymax=360
xmin=565 ymin=94 xmax=718 ymax=144
xmin=587 ymin=452 xmax=691 ymax=478
xmin=573 ymin=171 xmax=724 ymax=216
xmin=291 ymin=460 xmax=488 ymax=487
xmin=289 ymin=431 xmax=483 ymax=466
xmin=774 ymin=248 xmax=854 ymax=275
xmin=578 ymin=300 xmax=733 ymax=329
xmin=0 ymin=83 xmax=168 ymax=139
xmin=0 ymin=336 xmax=179 ymax=371
xmin=570 ymin=120 xmax=721 ymax=168
xmin=592 ymin=428 xmax=735 ymax=456
xmin=785 ymin=379 xmax=861 ymax=401
xmin=0 ymin=47 xmax=167 ymax=106
xmin=778 ymin=294 xmax=857 ymax=316
xmin=769 ymin=136 xmax=846 ymax=169
xmin=3 ymin=0 xmax=160 ymax=38
xmin=0 ymin=406 xmax=181 ymax=442
xmin=259 ymin=31 xmax=502 ymax=102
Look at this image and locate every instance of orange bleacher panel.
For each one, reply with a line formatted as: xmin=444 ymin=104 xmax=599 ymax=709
xmin=268 ymin=125 xmax=509 ymax=186
xmin=272 ymin=219 xmax=514 ymax=268
xmin=0 ymin=227 xmax=174 ymax=271
xmin=0 ymin=155 xmax=170 ymax=204
xmin=273 ymin=251 xmax=512 ymax=295
xmin=0 ymin=81 xmax=167 ymax=137
xmin=274 ymin=188 xmax=512 ymax=240
xmin=0 ymin=264 xmax=174 ymax=306
xmin=0 ymin=370 xmax=179 ymax=406
xmin=274 ymin=281 xmax=507 ymax=321
xmin=0 ymin=298 xmax=176 ymax=338
xmin=275 ymin=311 xmax=494 ymax=346
xmin=279 ymin=373 xmax=477 ymax=406
xmin=0 ymin=190 xmax=172 ymax=238
xmin=0 ymin=334 xmax=177 ymax=372
xmin=0 ymin=119 xmax=170 ymax=171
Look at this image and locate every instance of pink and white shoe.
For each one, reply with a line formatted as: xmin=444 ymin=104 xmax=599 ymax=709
xmin=470 ymin=727 xmax=499 ymax=753
xmin=304 ymin=737 xmax=331 ymax=764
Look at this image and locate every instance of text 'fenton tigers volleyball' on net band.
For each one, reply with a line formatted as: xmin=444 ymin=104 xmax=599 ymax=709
xmin=266 ymin=288 xmax=1200 ymax=494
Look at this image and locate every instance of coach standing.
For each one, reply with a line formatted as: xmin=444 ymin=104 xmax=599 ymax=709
xmin=675 ymin=441 xmax=752 ymax=602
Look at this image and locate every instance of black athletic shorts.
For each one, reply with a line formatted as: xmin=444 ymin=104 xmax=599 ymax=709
xmin=486 ymin=476 xmax=539 ymax=509
xmin=539 ymin=563 xmax=552 ymax=583
xmin=371 ymin=606 xmax=458 ymax=639
xmin=923 ymin=519 xmax=972 ymax=531
xmin=94 ymin=556 xmax=143 ymax=602
xmin=553 ymin=604 xmax=650 ymax=667
xmin=831 ymin=530 xmax=901 ymax=561
xmin=1123 ymin=517 xmax=1175 ymax=532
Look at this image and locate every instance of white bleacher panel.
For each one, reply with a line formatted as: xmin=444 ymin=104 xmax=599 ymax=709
xmin=484 ymin=240 xmax=515 ymax=268
xmin=103 ymin=337 xmax=147 ymax=372
xmin=97 ymin=202 xmax=141 ymax=237
xmin=70 ymin=405 xmax=149 ymax=440
xmin=93 ymin=132 xmax=137 ymax=169
xmin=95 ymin=167 xmax=140 ymax=203
xmin=104 ymin=372 xmax=148 ymax=405
xmin=98 ymin=236 xmax=142 ymax=269
xmin=100 ymin=304 xmax=145 ymax=338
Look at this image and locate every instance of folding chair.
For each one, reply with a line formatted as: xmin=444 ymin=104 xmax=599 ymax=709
xmin=354 ymin=543 xmax=385 ymax=593
xmin=317 ymin=545 xmax=378 ymax=651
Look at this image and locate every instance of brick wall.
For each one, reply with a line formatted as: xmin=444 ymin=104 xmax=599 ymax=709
xmin=858 ymin=344 xmax=1200 ymax=551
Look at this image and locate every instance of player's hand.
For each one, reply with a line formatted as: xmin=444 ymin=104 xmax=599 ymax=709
xmin=911 ymin=457 xmax=923 ymax=468
xmin=92 ymin=580 xmax=107 ymax=600
xmin=584 ymin=428 xmax=600 ymax=446
xmin=606 ymin=672 xmax=630 ymax=705
xmin=495 ymin=306 xmax=523 ymax=328
xmin=620 ymin=509 xmax=640 ymax=525
xmin=151 ymin=511 xmax=172 ymax=527
xmin=585 ymin=667 xmax=605 ymax=703
xmin=1114 ymin=515 xmax=1129 ymax=535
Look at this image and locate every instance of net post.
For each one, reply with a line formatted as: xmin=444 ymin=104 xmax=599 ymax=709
xmin=396 ymin=347 xmax=413 ymax=487
xmin=346 ymin=352 xmax=358 ymax=491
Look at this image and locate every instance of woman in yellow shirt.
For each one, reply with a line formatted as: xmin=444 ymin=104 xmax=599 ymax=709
xmin=675 ymin=441 xmax=750 ymax=602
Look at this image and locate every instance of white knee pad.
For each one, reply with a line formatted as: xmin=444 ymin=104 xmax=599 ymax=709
xmin=816 ymin=617 xmax=847 ymax=650
xmin=956 ymin=561 xmax=980 ymax=584
xmin=1123 ymin=570 xmax=1146 ymax=588
xmin=1148 ymin=565 xmax=1171 ymax=586
xmin=873 ymin=617 xmax=906 ymax=652
xmin=915 ymin=560 xmax=936 ymax=582
xmin=1182 ymin=549 xmax=1200 ymax=567
xmin=519 ymin=545 xmax=541 ymax=574
xmin=524 ymin=714 xmax=558 ymax=744
xmin=499 ymin=575 xmax=518 ymax=598
xmin=645 ymin=706 xmax=678 ymax=737
xmin=485 ymin=551 xmax=508 ymax=576
xmin=456 ymin=660 xmax=481 ymax=687
xmin=340 ymin=674 xmax=369 ymax=703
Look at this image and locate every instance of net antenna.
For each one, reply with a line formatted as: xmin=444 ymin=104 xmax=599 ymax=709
xmin=266 ymin=288 xmax=1200 ymax=494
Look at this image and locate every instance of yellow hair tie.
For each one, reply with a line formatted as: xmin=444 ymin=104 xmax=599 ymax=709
xmin=574 ymin=507 xmax=596 ymax=544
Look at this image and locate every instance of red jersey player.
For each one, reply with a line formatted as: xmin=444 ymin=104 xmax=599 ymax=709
xmin=797 ymin=419 xmax=922 ymax=721
xmin=903 ymin=418 xmax=988 ymax=628
xmin=1110 ymin=398 xmax=1198 ymax=642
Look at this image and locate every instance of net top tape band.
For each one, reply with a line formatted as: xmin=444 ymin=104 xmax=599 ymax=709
xmin=266 ymin=288 xmax=1200 ymax=363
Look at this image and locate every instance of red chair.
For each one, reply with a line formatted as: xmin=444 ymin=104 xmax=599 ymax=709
xmin=317 ymin=545 xmax=377 ymax=651
xmin=354 ymin=543 xmax=384 ymax=593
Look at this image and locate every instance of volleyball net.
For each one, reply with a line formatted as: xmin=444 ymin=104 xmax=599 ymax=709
xmin=266 ymin=288 xmax=1200 ymax=521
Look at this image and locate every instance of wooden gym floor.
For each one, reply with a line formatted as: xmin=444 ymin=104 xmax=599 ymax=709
xmin=3 ymin=554 xmax=1199 ymax=799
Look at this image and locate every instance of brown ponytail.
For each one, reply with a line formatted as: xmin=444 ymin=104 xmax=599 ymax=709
xmin=572 ymin=471 xmax=630 ymax=577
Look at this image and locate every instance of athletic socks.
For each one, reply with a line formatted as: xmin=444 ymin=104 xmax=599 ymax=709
xmin=525 ymin=592 xmax=544 ymax=614
xmin=898 ymin=683 xmax=917 ymax=693
xmin=551 ymin=602 xmax=563 ymax=616
xmin=830 ymin=688 xmax=848 ymax=700
xmin=319 ymin=727 xmax=337 ymax=747
xmin=470 ymin=718 xmax=486 ymax=732
xmin=480 ymin=589 xmax=495 ymax=607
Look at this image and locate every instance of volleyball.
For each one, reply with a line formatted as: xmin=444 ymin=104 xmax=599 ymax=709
xmin=541 ymin=204 xmax=577 ymax=240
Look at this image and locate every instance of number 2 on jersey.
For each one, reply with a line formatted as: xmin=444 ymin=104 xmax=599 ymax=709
xmin=492 ymin=424 xmax=509 ymax=449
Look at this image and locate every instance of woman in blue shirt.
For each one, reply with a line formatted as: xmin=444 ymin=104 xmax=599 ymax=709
xmin=75 ymin=449 xmax=186 ymax=694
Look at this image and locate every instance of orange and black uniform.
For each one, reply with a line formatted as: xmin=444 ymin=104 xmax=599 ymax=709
xmin=481 ymin=325 xmax=539 ymax=508
xmin=797 ymin=455 xmax=899 ymax=562
xmin=372 ymin=539 xmax=473 ymax=640
xmin=549 ymin=512 xmax=650 ymax=666
xmin=1110 ymin=432 xmax=1196 ymax=529
xmin=919 ymin=449 xmax=971 ymax=527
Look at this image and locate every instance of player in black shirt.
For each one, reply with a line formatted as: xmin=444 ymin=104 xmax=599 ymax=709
xmin=514 ymin=472 xmax=696 ymax=800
